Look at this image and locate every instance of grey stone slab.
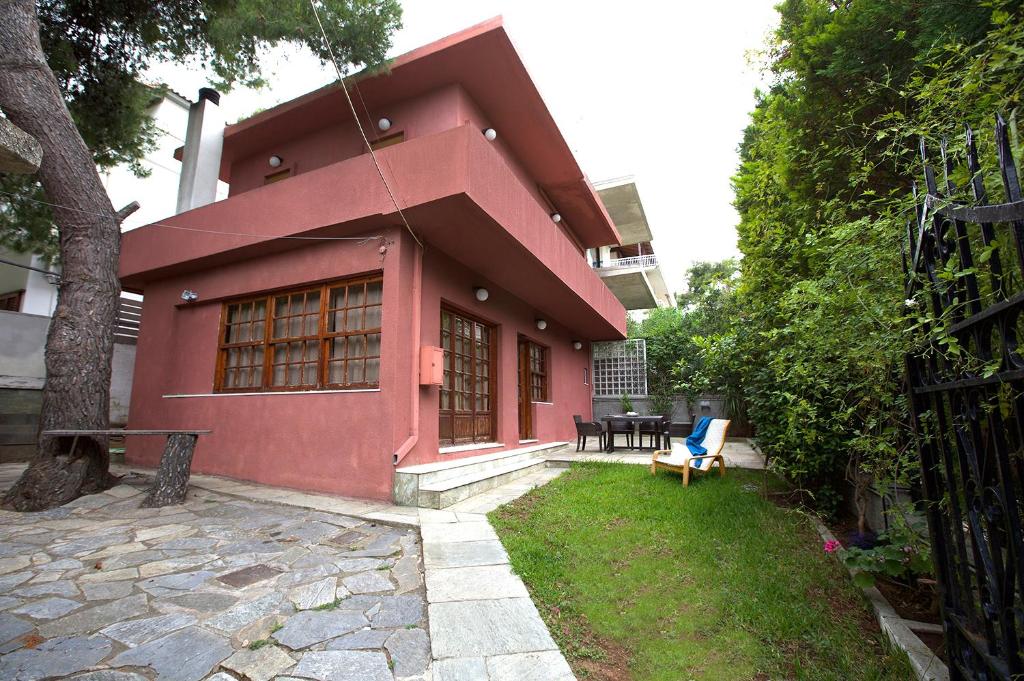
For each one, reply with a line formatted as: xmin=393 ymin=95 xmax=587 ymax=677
xmin=0 ymin=612 xmax=33 ymax=645
xmin=77 ymin=567 xmax=139 ymax=584
xmin=486 ymin=650 xmax=575 ymax=681
xmin=333 ymin=557 xmax=388 ymax=573
xmin=425 ymin=564 xmax=529 ymax=603
xmin=277 ymin=521 xmax=339 ymax=543
xmin=341 ymin=571 xmax=392 ymax=594
xmin=0 ymin=571 xmax=33 ymax=592
xmin=385 ymin=627 xmax=430 ymax=678
xmin=222 ymin=644 xmax=296 ymax=681
xmin=0 ymin=634 xmax=112 ymax=681
xmin=431 ymin=657 xmax=488 ymax=681
xmin=429 ymin=598 xmax=556 ymax=659
xmin=392 ymin=555 xmax=422 ymax=595
xmin=110 ymin=626 xmax=232 ymax=681
xmin=12 ymin=579 xmax=79 ymax=599
xmin=38 ymin=558 xmax=83 ymax=571
xmin=324 ymin=628 xmax=391 ymax=650
xmin=340 ymin=547 xmax=401 ymax=558
xmin=205 ymin=674 xmax=236 ymax=681
xmin=335 ymin=594 xmax=384 ymax=616
xmin=371 ymin=594 xmax=425 ymax=628
xmin=218 ymin=539 xmax=285 ymax=555
xmin=102 ymin=550 xmax=165 ymax=569
xmin=205 ymin=592 xmax=286 ymax=633
xmin=272 ymin=609 xmax=368 ymax=649
xmin=0 ymin=556 xmax=30 ymax=574
xmin=289 ymin=650 xmax=392 ymax=681
xmin=100 ymin=611 xmax=197 ymax=646
xmin=50 ymin=533 xmax=130 ymax=557
xmin=11 ymin=596 xmax=82 ymax=619
xmin=67 ymin=672 xmax=149 ymax=681
xmin=154 ymin=537 xmax=218 ymax=551
xmin=422 ymin=540 xmax=509 ymax=569
xmin=0 ymin=595 xmax=21 ymax=610
xmin=39 ymin=594 xmax=149 ymax=637
xmin=164 ymin=591 xmax=238 ymax=612
xmin=420 ymin=521 xmax=497 ymax=545
xmin=287 ymin=577 xmax=337 ymax=610
xmin=0 ymin=543 xmax=36 ymax=559
xmin=138 ymin=555 xmax=216 ymax=579
xmin=137 ymin=570 xmax=214 ymax=597
xmin=82 ymin=580 xmax=134 ymax=601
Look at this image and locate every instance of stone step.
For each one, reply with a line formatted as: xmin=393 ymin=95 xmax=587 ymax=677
xmin=418 ymin=456 xmax=549 ymax=509
xmin=393 ymin=442 xmax=567 ymax=508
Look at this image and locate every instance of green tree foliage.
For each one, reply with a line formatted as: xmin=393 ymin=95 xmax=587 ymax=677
xmin=716 ymin=0 xmax=1024 ymax=513
xmin=629 ymin=259 xmax=738 ymax=412
xmin=0 ymin=0 xmax=403 ymax=259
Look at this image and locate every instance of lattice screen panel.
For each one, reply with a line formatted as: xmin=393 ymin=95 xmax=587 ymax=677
xmin=592 ymin=339 xmax=647 ymax=397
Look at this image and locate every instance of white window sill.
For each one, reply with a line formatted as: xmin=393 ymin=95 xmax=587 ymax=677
xmin=532 ymin=401 xmax=553 ymax=406
xmin=439 ymin=442 xmax=504 ymax=455
xmin=163 ymin=388 xmax=380 ymax=398
xmin=518 ymin=439 xmax=538 ymax=444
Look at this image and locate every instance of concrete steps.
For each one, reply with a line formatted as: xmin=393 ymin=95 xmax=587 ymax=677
xmin=394 ymin=442 xmax=567 ymax=509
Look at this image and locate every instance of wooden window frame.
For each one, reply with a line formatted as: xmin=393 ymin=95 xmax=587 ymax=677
xmin=526 ymin=340 xmax=549 ymax=402
xmin=439 ymin=306 xmax=498 ymax=446
xmin=0 ymin=289 xmax=25 ymax=312
xmin=215 ymin=274 xmax=383 ymax=393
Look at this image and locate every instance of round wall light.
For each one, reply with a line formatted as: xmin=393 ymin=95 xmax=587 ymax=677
xmin=483 ymin=128 xmax=497 ymax=141
xmin=474 ymin=287 xmax=490 ymax=302
xmin=572 ymin=341 xmax=583 ymax=351
xmin=269 ymin=155 xmax=282 ymax=168
xmin=536 ymin=319 xmax=548 ymax=331
xmin=550 ymin=212 xmax=562 ymax=223
xmin=378 ymin=117 xmax=392 ymax=131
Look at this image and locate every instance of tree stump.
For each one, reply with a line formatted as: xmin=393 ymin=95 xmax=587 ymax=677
xmin=142 ymin=434 xmax=198 ymax=507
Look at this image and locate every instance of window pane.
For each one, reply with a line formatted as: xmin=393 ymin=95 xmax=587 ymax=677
xmin=329 ymin=360 xmax=344 ymax=384
xmin=365 ymin=357 xmax=380 ymax=384
xmin=367 ymin=333 xmax=381 ymax=357
xmin=364 ymin=305 xmax=381 ymax=329
xmin=349 ymin=284 xmax=364 ymax=307
xmin=304 ymin=314 xmax=319 ymax=336
xmin=347 ymin=336 xmax=365 ymax=358
xmin=273 ymin=364 xmax=286 ymax=385
xmin=275 ymin=296 xmax=289 ymax=316
xmin=273 ymin=317 xmax=287 ymax=338
xmin=331 ymin=337 xmax=346 ymax=359
xmin=287 ymin=364 xmax=300 ymax=385
xmin=366 ymin=280 xmax=382 ymax=304
xmin=305 ymin=291 xmax=320 ymax=312
xmin=253 ymin=321 xmax=264 ymax=341
xmin=346 ymin=308 xmax=363 ymax=332
xmin=330 ymin=311 xmax=345 ymax=333
xmin=350 ymin=360 xmax=364 ymax=383
xmin=302 ymin=363 xmax=318 ymax=385
xmin=305 ymin=340 xmax=320 ymax=361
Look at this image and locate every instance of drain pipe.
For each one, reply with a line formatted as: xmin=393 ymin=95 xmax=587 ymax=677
xmin=393 ymin=241 xmax=424 ymax=466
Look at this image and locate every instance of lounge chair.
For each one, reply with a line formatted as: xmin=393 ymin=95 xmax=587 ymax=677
xmin=650 ymin=418 xmax=730 ymax=486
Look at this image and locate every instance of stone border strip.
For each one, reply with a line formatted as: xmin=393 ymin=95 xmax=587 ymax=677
xmin=811 ymin=517 xmax=948 ymax=681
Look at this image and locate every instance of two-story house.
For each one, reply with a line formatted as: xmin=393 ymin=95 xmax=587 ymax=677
xmin=119 ymin=18 xmax=627 ymax=502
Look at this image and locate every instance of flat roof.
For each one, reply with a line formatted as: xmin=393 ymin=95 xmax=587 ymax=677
xmin=595 ymin=177 xmax=653 ymax=246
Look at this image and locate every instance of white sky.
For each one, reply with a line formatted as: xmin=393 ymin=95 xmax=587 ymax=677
xmin=147 ymin=1 xmax=780 ymax=296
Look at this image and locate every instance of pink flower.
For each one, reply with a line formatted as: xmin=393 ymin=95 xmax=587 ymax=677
xmin=823 ymin=539 xmax=842 ymax=554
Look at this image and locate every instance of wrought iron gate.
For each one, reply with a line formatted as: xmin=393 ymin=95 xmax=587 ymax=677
xmin=904 ymin=115 xmax=1024 ymax=680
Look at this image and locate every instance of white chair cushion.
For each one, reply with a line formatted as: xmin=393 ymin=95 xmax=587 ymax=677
xmin=702 ymin=419 xmax=728 ymax=455
xmin=655 ymin=442 xmax=691 ymax=467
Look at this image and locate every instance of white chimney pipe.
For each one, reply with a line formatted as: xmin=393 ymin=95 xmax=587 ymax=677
xmin=176 ymin=88 xmax=224 ymax=214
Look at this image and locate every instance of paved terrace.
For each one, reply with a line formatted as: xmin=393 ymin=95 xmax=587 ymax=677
xmin=0 ymin=440 xmax=763 ymax=681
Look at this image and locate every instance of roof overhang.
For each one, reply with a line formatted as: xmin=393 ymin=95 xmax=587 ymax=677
xmin=203 ymin=17 xmax=619 ymax=249
xmin=595 ymin=177 xmax=652 ymax=246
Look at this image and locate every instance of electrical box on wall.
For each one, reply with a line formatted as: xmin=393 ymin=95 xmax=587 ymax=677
xmin=419 ymin=346 xmax=444 ymax=385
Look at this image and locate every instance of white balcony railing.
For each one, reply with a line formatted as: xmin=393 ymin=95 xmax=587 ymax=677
xmin=594 ymin=254 xmax=657 ymax=270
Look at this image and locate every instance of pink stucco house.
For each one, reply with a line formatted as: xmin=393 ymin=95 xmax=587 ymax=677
xmin=119 ymin=18 xmax=626 ymax=503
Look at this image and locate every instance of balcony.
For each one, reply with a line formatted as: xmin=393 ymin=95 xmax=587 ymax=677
xmin=592 ymin=253 xmax=671 ymax=311
xmin=594 ymin=254 xmax=658 ymax=271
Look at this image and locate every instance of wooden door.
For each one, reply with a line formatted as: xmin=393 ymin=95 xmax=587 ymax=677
xmin=518 ymin=339 xmax=532 ymax=441
xmin=439 ymin=308 xmax=496 ymax=446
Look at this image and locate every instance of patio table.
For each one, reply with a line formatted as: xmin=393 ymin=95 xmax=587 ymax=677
xmin=599 ymin=415 xmax=668 ymax=452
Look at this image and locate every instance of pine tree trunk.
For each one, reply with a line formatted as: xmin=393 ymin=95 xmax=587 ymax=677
xmin=142 ymin=435 xmax=199 ymax=508
xmin=0 ymin=0 xmax=120 ymax=511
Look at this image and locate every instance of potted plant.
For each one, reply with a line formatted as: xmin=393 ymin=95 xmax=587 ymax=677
xmin=650 ymin=391 xmax=674 ymax=418
xmin=619 ymin=392 xmax=636 ymax=416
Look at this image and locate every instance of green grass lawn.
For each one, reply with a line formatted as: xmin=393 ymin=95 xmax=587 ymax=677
xmin=489 ymin=463 xmax=912 ymax=681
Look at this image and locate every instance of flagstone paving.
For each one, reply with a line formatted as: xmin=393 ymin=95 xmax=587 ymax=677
xmin=0 ymin=471 xmax=428 ymax=681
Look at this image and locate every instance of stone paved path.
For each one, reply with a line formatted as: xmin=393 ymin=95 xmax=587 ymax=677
xmin=0 ymin=468 xmax=428 ymax=681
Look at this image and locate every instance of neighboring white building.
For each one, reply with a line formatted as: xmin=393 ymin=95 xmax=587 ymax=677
xmin=0 ymin=88 xmax=227 ymax=316
xmin=590 ymin=177 xmax=674 ymax=310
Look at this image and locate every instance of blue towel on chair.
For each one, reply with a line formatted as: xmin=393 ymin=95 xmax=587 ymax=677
xmin=686 ymin=417 xmax=712 ymax=468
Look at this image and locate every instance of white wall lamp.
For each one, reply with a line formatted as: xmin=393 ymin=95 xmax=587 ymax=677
xmin=550 ymin=212 xmax=562 ymax=223
xmin=268 ymin=155 xmax=282 ymax=168
xmin=483 ymin=128 xmax=497 ymax=141
xmin=474 ymin=287 xmax=490 ymax=302
xmin=536 ymin=319 xmax=547 ymax=331
xmin=378 ymin=117 xmax=392 ymax=131
xmin=180 ymin=290 xmax=199 ymax=303
xmin=572 ymin=341 xmax=583 ymax=351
